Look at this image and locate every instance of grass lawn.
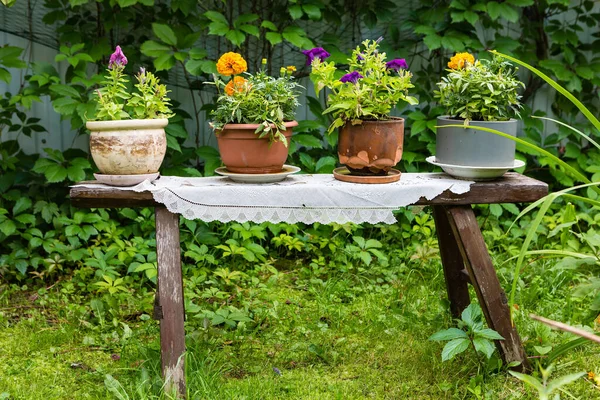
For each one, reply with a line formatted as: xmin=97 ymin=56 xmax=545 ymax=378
xmin=1 ymin=225 xmax=599 ymax=399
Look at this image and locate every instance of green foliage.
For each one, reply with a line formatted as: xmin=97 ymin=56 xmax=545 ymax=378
xmin=510 ymin=364 xmax=585 ymax=400
xmin=94 ymin=50 xmax=174 ymax=121
xmin=208 ymin=59 xmax=301 ymax=144
xmin=310 ymin=39 xmax=418 ymax=133
xmin=429 ymin=303 xmax=504 ymax=362
xmin=435 ymin=55 xmax=524 ymax=121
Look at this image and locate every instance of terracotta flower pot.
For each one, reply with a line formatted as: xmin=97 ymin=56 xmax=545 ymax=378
xmin=338 ymin=118 xmax=404 ymax=175
xmin=86 ymin=119 xmax=168 ymax=175
xmin=215 ymin=121 xmax=297 ymax=174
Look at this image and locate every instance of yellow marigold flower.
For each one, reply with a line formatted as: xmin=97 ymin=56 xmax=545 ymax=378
xmin=225 ymin=76 xmax=247 ymax=96
xmin=286 ymin=65 xmax=296 ymax=73
xmin=448 ymin=52 xmax=475 ymax=70
xmin=588 ymin=371 xmax=596 ymax=380
xmin=216 ymin=52 xmax=247 ymax=76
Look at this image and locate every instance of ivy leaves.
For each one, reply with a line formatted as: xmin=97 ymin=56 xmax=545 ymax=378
xmin=32 ymin=148 xmax=92 ymax=183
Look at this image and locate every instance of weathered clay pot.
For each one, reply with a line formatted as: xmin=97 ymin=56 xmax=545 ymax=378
xmin=215 ymin=121 xmax=297 ymax=174
xmin=338 ymin=118 xmax=404 ymax=175
xmin=86 ymin=119 xmax=168 ymax=175
xmin=436 ymin=117 xmax=517 ymax=167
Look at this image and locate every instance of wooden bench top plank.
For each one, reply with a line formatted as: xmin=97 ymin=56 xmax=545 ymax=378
xmin=70 ymin=172 xmax=548 ymax=209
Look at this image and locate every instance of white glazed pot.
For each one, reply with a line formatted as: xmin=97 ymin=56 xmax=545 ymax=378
xmin=86 ymin=119 xmax=168 ymax=175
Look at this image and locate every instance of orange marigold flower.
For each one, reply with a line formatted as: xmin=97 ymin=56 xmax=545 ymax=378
xmin=588 ymin=371 xmax=596 ymax=380
xmin=448 ymin=52 xmax=475 ymax=70
xmin=216 ymin=52 xmax=247 ymax=76
xmin=286 ymin=65 xmax=297 ymax=73
xmin=225 ymin=76 xmax=248 ymax=96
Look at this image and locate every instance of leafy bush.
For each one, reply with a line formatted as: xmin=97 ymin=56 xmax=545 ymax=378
xmin=309 ymin=38 xmax=418 ymax=133
xmin=208 ymin=54 xmax=302 ymax=144
xmin=435 ymin=54 xmax=524 ymax=121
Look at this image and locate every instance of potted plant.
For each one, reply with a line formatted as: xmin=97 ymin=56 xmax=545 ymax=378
xmin=432 ymin=52 xmax=525 ymax=178
xmin=207 ymin=53 xmax=301 ymax=174
xmin=307 ymin=38 xmax=418 ymax=183
xmin=86 ymin=45 xmax=173 ymax=186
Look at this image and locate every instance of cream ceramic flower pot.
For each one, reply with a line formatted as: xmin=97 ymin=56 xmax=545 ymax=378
xmin=86 ymin=119 xmax=168 ymax=175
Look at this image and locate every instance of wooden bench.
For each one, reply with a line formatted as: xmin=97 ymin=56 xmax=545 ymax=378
xmin=70 ymin=172 xmax=548 ymax=397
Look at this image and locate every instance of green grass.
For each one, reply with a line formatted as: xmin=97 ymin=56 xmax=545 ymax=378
xmin=1 ymin=235 xmax=600 ymax=399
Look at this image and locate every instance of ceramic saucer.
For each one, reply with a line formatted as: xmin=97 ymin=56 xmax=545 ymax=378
xmin=426 ymin=156 xmax=525 ymax=181
xmin=94 ymin=172 xmax=159 ymax=186
xmin=215 ymin=164 xmax=300 ymax=183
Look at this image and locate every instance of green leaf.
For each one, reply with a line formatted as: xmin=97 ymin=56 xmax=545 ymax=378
xmin=166 ymin=135 xmax=181 ymax=152
xmin=441 ymin=338 xmax=470 ymax=361
xmin=546 ymin=372 xmax=586 ymax=393
xmin=289 ymin=5 xmax=303 ymax=19
xmin=140 ymin=40 xmax=171 ymax=57
xmin=226 ymin=30 xmax=246 ymax=47
xmin=15 ymin=213 xmax=35 ymax=225
xmin=152 ymin=23 xmax=177 ymax=46
xmin=165 ymin=124 xmax=188 ymax=139
xmin=239 ymin=24 xmax=259 ymax=37
xmin=487 ymin=2 xmax=502 ymax=20
xmin=315 ymin=156 xmax=336 ymax=173
xmin=234 ymin=13 xmax=259 ymax=25
xmin=13 ymin=197 xmax=32 ymax=215
xmin=302 ymin=4 xmax=321 ymax=20
xmin=204 ymin=10 xmax=228 ymax=24
xmin=153 ymin=54 xmax=176 ymax=71
xmin=423 ymin=34 xmax=442 ymax=51
xmin=208 ymin=22 xmax=230 ymax=36
xmin=473 ymin=337 xmax=496 ymax=359
xmin=0 ymin=219 xmax=16 ymax=236
xmin=52 ymin=97 xmax=79 ymax=115
xmin=507 ymin=0 xmax=533 ymax=6
xmin=441 ymin=36 xmax=465 ymax=51
xmin=284 ymin=32 xmax=308 ymax=48
xmin=44 ymin=164 xmax=68 ymax=183
xmin=261 ymin=21 xmax=277 ymax=31
xmin=489 ymin=203 xmax=503 ymax=217
xmin=429 ymin=328 xmax=468 ymax=341
xmin=461 ymin=303 xmax=481 ymax=328
xmin=293 ymin=134 xmax=322 ymax=148
xmin=0 ymin=67 xmax=11 ymax=83
xmin=265 ymin=32 xmax=282 ymax=46
xmin=67 ymin=164 xmax=86 ymax=182
xmin=509 ymin=371 xmax=545 ymax=392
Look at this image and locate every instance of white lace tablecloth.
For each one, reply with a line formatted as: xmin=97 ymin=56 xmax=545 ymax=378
xmin=74 ymin=173 xmax=473 ymax=224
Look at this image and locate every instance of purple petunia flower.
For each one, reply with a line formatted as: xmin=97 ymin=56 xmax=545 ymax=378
xmin=340 ymin=71 xmax=363 ymax=84
xmin=302 ymin=47 xmax=331 ymax=65
xmin=386 ymin=58 xmax=408 ymax=71
xmin=109 ymin=45 xmax=128 ymax=69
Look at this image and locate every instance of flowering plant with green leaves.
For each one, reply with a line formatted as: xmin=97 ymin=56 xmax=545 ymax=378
xmin=308 ymin=38 xmax=418 ymax=134
xmin=435 ymin=53 xmax=524 ymax=122
xmin=93 ymin=46 xmax=173 ymax=121
xmin=208 ymin=52 xmax=301 ymax=145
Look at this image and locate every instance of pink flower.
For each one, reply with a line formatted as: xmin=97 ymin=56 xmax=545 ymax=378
xmin=109 ymin=45 xmax=128 ymax=69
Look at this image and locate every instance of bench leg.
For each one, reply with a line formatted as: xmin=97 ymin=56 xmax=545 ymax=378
xmin=445 ymin=205 xmax=530 ymax=371
xmin=155 ymin=207 xmax=186 ymax=397
xmin=433 ymin=205 xmax=471 ymax=317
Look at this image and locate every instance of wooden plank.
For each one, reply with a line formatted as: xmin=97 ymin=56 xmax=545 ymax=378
xmin=70 ymin=173 xmax=548 ymax=209
xmin=155 ymin=207 xmax=186 ymax=397
xmin=71 ymin=186 xmax=158 ymax=208
xmin=432 ymin=206 xmax=471 ymax=317
xmin=414 ymin=173 xmax=548 ymax=205
xmin=446 ymin=206 xmax=530 ymax=371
